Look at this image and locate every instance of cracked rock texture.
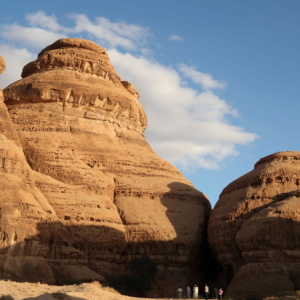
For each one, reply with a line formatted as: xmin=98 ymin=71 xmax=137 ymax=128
xmin=1 ymin=39 xmax=211 ymax=296
xmin=208 ymin=151 xmax=300 ymax=297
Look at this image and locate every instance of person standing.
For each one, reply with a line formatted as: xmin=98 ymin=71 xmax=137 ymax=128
xmin=193 ymin=285 xmax=199 ymax=299
xmin=219 ymin=288 xmax=223 ymax=300
xmin=187 ymin=286 xmax=191 ymax=299
xmin=177 ymin=287 xmax=183 ymax=299
xmin=204 ymin=284 xmax=209 ymax=300
xmin=213 ymin=287 xmax=218 ymax=300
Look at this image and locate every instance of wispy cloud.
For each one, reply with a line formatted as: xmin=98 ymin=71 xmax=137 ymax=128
xmin=0 ymin=12 xmax=257 ymax=170
xmin=169 ymin=35 xmax=184 ymax=41
xmin=65 ymin=14 xmax=150 ymax=50
xmin=109 ymin=50 xmax=256 ymax=169
xmin=2 ymin=11 xmax=150 ymax=52
xmin=0 ymin=24 xmax=66 ymax=50
xmin=179 ymin=64 xmax=227 ymax=91
xmin=25 ymin=11 xmax=62 ymax=31
xmin=0 ymin=44 xmax=35 ymax=87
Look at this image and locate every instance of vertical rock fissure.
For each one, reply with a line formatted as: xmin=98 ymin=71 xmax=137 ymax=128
xmin=113 ymin=177 xmax=126 ymax=226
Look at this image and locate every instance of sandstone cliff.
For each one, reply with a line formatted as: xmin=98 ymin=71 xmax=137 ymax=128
xmin=208 ymin=151 xmax=300 ymax=297
xmin=1 ymin=38 xmax=211 ymax=296
xmin=0 ymin=52 xmax=102 ymax=285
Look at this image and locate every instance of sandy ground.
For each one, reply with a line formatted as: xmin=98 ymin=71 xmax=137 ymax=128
xmin=0 ymin=280 xmax=126 ymax=300
xmin=0 ymin=280 xmax=205 ymax=300
xmin=1 ymin=280 xmax=296 ymax=300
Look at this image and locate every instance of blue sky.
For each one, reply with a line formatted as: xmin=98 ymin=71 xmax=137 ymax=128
xmin=1 ymin=0 xmax=300 ymax=207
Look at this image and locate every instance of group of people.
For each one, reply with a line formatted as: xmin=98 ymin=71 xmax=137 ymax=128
xmin=177 ymin=284 xmax=223 ymax=300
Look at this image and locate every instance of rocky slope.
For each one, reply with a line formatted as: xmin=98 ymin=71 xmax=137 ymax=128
xmin=1 ymin=38 xmax=211 ymax=296
xmin=208 ymin=151 xmax=300 ymax=297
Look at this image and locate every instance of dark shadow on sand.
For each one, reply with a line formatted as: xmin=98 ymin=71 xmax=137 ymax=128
xmin=23 ymin=293 xmax=86 ymax=300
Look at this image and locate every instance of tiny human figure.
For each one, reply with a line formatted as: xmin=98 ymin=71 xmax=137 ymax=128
xmin=219 ymin=288 xmax=223 ymax=300
xmin=204 ymin=284 xmax=210 ymax=300
xmin=177 ymin=287 xmax=183 ymax=299
xmin=187 ymin=286 xmax=191 ymax=299
xmin=213 ymin=287 xmax=218 ymax=300
xmin=193 ymin=285 xmax=198 ymax=299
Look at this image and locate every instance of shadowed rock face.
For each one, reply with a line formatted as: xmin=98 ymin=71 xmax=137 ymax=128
xmin=208 ymin=151 xmax=300 ymax=297
xmin=1 ymin=39 xmax=211 ymax=295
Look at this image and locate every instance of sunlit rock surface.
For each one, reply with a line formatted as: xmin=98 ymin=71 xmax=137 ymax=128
xmin=208 ymin=151 xmax=300 ymax=297
xmin=2 ymin=39 xmax=211 ymax=295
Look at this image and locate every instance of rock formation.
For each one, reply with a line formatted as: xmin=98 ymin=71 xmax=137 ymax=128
xmin=208 ymin=151 xmax=300 ymax=297
xmin=0 ymin=53 xmax=103 ymax=285
xmin=1 ymin=38 xmax=211 ymax=296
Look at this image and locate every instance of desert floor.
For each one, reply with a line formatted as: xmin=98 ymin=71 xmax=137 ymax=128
xmin=0 ymin=280 xmax=208 ymax=300
xmin=0 ymin=279 xmax=297 ymax=300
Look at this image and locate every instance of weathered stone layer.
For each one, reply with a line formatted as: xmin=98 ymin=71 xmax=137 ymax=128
xmin=1 ymin=39 xmax=211 ymax=295
xmin=208 ymin=151 xmax=300 ymax=297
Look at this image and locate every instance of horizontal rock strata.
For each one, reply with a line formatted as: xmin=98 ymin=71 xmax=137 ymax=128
xmin=208 ymin=151 xmax=300 ymax=297
xmin=1 ymin=39 xmax=211 ymax=295
xmin=0 ymin=55 xmax=85 ymax=284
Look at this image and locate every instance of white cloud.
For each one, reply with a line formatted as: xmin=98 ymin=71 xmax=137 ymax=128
xmin=169 ymin=35 xmax=184 ymax=41
xmin=1 ymin=13 xmax=148 ymax=52
xmin=25 ymin=11 xmax=62 ymax=32
xmin=0 ymin=24 xmax=66 ymax=50
xmin=0 ymin=44 xmax=35 ymax=88
xmin=179 ymin=64 xmax=227 ymax=91
xmin=141 ymin=48 xmax=152 ymax=56
xmin=65 ymin=14 xmax=149 ymax=50
xmin=0 ymin=12 xmax=258 ymax=169
xmin=108 ymin=50 xmax=257 ymax=169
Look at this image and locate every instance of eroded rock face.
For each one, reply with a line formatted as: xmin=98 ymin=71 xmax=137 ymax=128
xmin=2 ymin=39 xmax=211 ymax=294
xmin=208 ymin=151 xmax=300 ymax=297
xmin=0 ymin=53 xmax=103 ymax=285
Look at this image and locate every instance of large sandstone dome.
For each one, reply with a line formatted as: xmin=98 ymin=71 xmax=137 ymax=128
xmin=1 ymin=39 xmax=211 ymax=295
xmin=208 ymin=151 xmax=300 ymax=297
xmin=5 ymin=38 xmax=146 ymax=134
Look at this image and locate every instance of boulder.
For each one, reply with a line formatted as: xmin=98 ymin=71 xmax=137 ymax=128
xmin=208 ymin=151 xmax=300 ymax=297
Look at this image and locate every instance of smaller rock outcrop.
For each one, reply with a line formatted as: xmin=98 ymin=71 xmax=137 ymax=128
xmin=208 ymin=151 xmax=300 ymax=297
xmin=0 ymin=56 xmax=5 ymax=74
